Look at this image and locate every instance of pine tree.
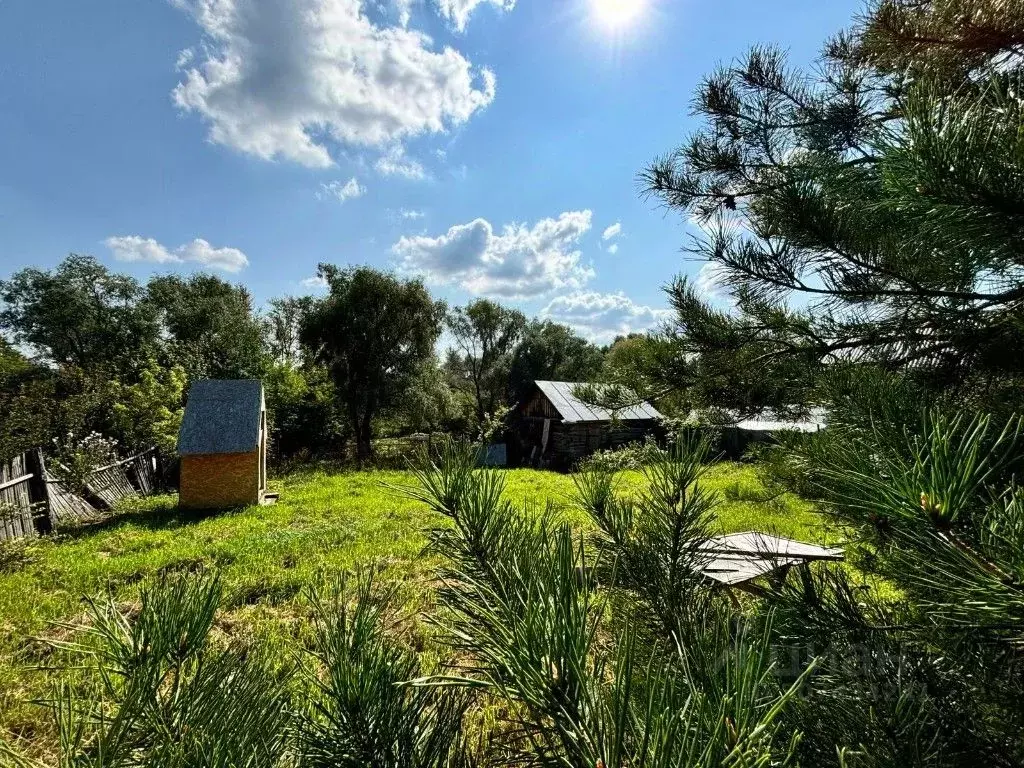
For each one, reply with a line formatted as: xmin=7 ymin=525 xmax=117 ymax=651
xmin=644 ymin=0 xmax=1024 ymax=415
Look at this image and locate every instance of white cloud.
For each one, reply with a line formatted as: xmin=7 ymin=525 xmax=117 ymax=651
xmin=607 ymin=243 xmax=619 ymax=255
xmin=105 ymin=235 xmax=249 ymax=272
xmin=399 ymin=208 xmax=425 ymax=219
xmin=301 ymin=274 xmax=329 ymax=289
xmin=104 ymin=236 xmax=179 ymax=265
xmin=435 ymin=0 xmax=514 ymax=31
xmin=393 ymin=210 xmax=594 ymax=298
xmin=375 ymin=145 xmax=427 ymax=179
xmin=178 ymin=239 xmax=250 ymax=271
xmin=390 ymin=0 xmax=414 ymax=26
xmin=542 ymin=291 xmax=671 ymax=343
xmin=694 ymin=261 xmax=733 ymax=306
xmin=317 ymin=177 xmax=366 ymax=203
xmin=602 ymin=222 xmax=622 ymax=240
xmin=175 ymin=48 xmax=195 ymax=70
xmin=172 ymin=0 xmax=497 ymax=168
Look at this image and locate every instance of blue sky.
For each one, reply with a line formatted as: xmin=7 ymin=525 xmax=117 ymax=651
xmin=0 ymin=0 xmax=859 ymax=343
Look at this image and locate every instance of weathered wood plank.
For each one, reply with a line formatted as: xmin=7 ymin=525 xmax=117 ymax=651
xmin=0 ymin=453 xmax=36 ymax=541
xmin=0 ymin=473 xmax=34 ymax=493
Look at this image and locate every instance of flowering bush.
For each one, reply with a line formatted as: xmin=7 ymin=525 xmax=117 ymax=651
xmin=50 ymin=431 xmax=119 ymax=496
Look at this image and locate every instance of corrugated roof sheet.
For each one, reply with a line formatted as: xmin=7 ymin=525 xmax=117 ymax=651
xmin=697 ymin=532 xmax=844 ymax=585
xmin=534 ymin=381 xmax=662 ymax=424
xmin=178 ymin=380 xmax=264 ymax=456
xmin=733 ymin=408 xmax=827 ymax=433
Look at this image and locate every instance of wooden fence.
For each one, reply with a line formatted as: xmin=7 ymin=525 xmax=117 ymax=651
xmin=0 ymin=451 xmax=45 ymax=541
xmin=0 ymin=447 xmax=162 ymax=543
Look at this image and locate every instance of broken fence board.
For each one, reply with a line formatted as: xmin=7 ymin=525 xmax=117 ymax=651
xmin=0 ymin=454 xmax=36 ymax=542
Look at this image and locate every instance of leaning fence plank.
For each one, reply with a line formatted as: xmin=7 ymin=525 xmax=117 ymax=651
xmin=122 ymin=448 xmax=157 ymax=495
xmin=44 ymin=474 xmax=97 ymax=524
xmin=0 ymin=454 xmax=36 ymax=542
xmin=86 ymin=462 xmax=137 ymax=510
xmin=0 ymin=446 xmax=162 ymax=538
xmin=0 ymin=473 xmax=33 ymax=493
xmin=25 ymin=449 xmax=54 ymax=535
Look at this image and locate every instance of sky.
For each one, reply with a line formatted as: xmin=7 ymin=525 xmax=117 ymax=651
xmin=0 ymin=0 xmax=860 ymax=344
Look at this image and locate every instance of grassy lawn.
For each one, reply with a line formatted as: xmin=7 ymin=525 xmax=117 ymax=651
xmin=0 ymin=462 xmax=834 ymax=757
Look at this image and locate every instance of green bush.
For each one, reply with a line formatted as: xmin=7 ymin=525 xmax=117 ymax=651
xmin=576 ymin=435 xmax=667 ymax=473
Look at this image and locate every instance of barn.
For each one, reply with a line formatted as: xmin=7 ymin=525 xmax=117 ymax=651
xmin=177 ymin=380 xmax=268 ymax=509
xmin=509 ymin=381 xmax=663 ymax=469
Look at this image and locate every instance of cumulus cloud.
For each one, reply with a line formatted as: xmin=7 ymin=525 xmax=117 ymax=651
xmin=607 ymin=243 xmax=619 ymax=255
xmin=602 ymin=222 xmax=622 ymax=240
xmin=542 ymin=291 xmax=671 ymax=343
xmin=435 ymin=0 xmax=515 ymax=31
xmin=301 ymin=274 xmax=329 ymax=289
xmin=175 ymin=48 xmax=195 ymax=70
xmin=317 ymin=177 xmax=366 ymax=203
xmin=105 ymin=235 xmax=249 ymax=272
xmin=393 ymin=210 xmax=594 ymax=298
xmin=375 ymin=145 xmax=427 ymax=179
xmin=391 ymin=0 xmax=414 ymax=26
xmin=694 ymin=261 xmax=734 ymax=307
xmin=172 ymin=0 xmax=497 ymax=168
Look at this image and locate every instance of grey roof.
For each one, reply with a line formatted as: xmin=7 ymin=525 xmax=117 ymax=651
xmin=733 ymin=407 xmax=827 ymax=433
xmin=697 ymin=532 xmax=844 ymax=586
xmin=178 ymin=380 xmax=264 ymax=456
xmin=534 ymin=381 xmax=662 ymax=424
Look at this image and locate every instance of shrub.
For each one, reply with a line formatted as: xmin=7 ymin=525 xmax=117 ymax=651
xmin=48 ymin=430 xmax=119 ymax=497
xmin=576 ymin=435 xmax=667 ymax=473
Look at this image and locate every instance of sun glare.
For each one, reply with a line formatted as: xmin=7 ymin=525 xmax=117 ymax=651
xmin=592 ymin=0 xmax=644 ymax=29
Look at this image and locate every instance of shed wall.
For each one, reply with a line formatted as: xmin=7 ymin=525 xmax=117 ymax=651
xmin=550 ymin=421 xmax=653 ymax=467
xmin=519 ymin=389 xmax=561 ymax=419
xmin=179 ymin=452 xmax=261 ymax=509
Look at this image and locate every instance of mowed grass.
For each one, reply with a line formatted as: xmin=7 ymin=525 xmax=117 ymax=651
xmin=0 ymin=462 xmax=833 ymax=755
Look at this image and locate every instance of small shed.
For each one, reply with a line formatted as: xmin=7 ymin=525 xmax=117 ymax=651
xmin=718 ymin=409 xmax=826 ymax=458
xmin=510 ymin=381 xmax=663 ymax=469
xmin=177 ymin=380 xmax=267 ymax=509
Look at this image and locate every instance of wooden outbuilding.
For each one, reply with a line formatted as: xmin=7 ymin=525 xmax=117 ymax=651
xmin=177 ymin=380 xmax=268 ymax=509
xmin=716 ymin=410 xmax=826 ymax=458
xmin=509 ymin=381 xmax=663 ymax=469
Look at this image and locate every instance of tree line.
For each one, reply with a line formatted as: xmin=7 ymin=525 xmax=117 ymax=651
xmin=0 ymin=256 xmax=618 ymax=463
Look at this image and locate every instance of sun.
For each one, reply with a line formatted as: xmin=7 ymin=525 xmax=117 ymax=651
xmin=591 ymin=0 xmax=644 ymax=29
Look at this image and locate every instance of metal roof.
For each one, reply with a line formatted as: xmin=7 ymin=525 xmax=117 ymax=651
xmin=696 ymin=532 xmax=844 ymax=586
xmin=534 ymin=381 xmax=662 ymax=424
xmin=178 ymin=380 xmax=264 ymax=456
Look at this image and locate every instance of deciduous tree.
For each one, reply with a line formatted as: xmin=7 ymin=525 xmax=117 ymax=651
xmin=507 ymin=320 xmax=604 ymax=404
xmin=448 ymin=299 xmax=526 ymax=424
xmin=300 ymin=266 xmax=444 ymax=461
xmin=147 ymin=273 xmax=268 ymax=381
xmin=0 ymin=255 xmax=159 ymax=377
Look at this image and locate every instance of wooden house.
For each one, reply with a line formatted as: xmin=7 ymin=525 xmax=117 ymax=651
xmin=509 ymin=381 xmax=663 ymax=469
xmin=177 ymin=380 xmax=268 ymax=509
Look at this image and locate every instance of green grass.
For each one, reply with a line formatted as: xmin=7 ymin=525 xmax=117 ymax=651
xmin=0 ymin=462 xmax=834 ymax=758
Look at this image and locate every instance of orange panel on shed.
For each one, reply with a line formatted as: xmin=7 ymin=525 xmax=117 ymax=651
xmin=179 ymin=452 xmax=261 ymax=509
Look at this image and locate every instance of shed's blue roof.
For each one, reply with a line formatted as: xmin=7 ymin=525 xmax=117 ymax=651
xmin=178 ymin=380 xmax=264 ymax=456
